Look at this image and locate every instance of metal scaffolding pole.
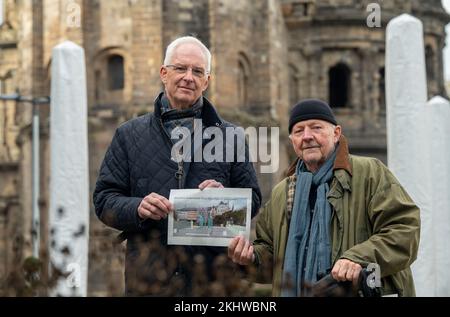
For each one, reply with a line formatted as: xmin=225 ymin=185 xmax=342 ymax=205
xmin=0 ymin=93 xmax=50 ymax=259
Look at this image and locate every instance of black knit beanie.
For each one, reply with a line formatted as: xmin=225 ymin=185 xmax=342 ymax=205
xmin=288 ymin=99 xmax=337 ymax=133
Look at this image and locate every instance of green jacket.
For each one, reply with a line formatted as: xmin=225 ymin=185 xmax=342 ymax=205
xmin=253 ymin=136 xmax=420 ymax=297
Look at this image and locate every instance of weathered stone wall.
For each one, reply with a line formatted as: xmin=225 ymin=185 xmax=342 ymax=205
xmin=0 ymin=0 xmax=20 ymax=163
xmin=162 ymin=0 xmax=210 ymax=48
xmin=130 ymin=0 xmax=163 ymax=113
xmin=268 ymin=0 xmax=291 ymax=180
xmin=283 ymin=0 xmax=449 ymax=162
xmin=209 ymin=0 xmax=257 ymax=110
xmin=0 ymin=163 xmax=20 ymax=285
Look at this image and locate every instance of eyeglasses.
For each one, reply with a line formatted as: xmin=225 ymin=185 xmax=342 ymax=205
xmin=165 ymin=64 xmax=208 ymax=78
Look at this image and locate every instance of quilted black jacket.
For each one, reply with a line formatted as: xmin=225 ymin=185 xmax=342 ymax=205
xmin=93 ymin=92 xmax=262 ymax=295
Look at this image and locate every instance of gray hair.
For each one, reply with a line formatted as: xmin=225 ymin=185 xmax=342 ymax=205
xmin=163 ymin=36 xmax=211 ymax=73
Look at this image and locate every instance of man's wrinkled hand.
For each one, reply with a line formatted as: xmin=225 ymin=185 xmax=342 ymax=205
xmin=331 ymin=259 xmax=362 ymax=286
xmin=228 ymin=235 xmax=255 ymax=266
xmin=198 ymin=179 xmax=224 ymax=190
xmin=138 ymin=192 xmax=173 ymax=221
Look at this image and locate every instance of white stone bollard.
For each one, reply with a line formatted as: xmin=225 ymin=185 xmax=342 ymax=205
xmin=49 ymin=41 xmax=89 ymax=297
xmin=425 ymin=96 xmax=450 ymax=296
xmin=386 ymin=14 xmax=433 ymax=296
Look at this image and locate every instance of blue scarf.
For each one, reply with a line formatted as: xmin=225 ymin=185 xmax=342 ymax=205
xmin=281 ymin=150 xmax=336 ymax=297
xmin=160 ymin=94 xmax=203 ymax=136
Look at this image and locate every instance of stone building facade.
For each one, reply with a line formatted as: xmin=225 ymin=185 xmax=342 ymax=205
xmin=0 ymin=0 xmax=448 ymax=295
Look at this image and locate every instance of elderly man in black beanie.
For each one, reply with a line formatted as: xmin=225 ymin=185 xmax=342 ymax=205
xmin=228 ymin=99 xmax=420 ymax=297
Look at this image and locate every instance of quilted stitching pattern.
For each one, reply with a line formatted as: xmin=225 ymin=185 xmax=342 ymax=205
xmin=93 ymin=95 xmax=262 ymax=294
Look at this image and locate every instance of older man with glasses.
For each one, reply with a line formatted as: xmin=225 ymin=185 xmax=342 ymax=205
xmin=93 ymin=36 xmax=262 ymax=296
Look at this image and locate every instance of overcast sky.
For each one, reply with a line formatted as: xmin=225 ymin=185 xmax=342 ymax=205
xmin=442 ymin=0 xmax=450 ymax=81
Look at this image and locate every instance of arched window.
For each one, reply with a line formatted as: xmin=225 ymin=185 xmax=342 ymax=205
xmin=426 ymin=45 xmax=435 ymax=81
xmin=238 ymin=61 xmax=248 ymax=107
xmin=378 ymin=67 xmax=385 ymax=112
xmin=329 ymin=63 xmax=351 ymax=108
xmin=108 ymin=55 xmax=124 ymax=90
xmin=95 ymin=70 xmax=101 ymax=101
xmin=237 ymin=54 xmax=250 ymax=107
xmin=289 ymin=65 xmax=299 ymax=106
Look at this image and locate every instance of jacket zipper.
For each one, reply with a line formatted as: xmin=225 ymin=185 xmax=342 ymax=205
xmin=159 ymin=118 xmax=184 ymax=189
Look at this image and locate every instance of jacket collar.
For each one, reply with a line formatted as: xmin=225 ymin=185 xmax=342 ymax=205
xmin=334 ymin=135 xmax=352 ymax=176
xmin=153 ymin=92 xmax=223 ymax=127
xmin=286 ymin=135 xmax=352 ymax=177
